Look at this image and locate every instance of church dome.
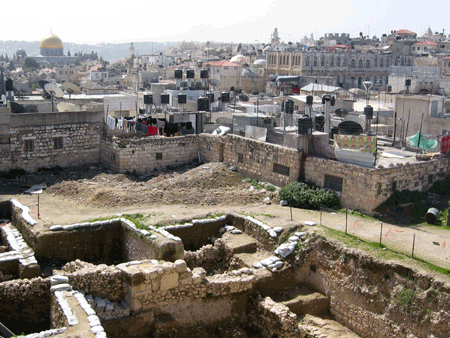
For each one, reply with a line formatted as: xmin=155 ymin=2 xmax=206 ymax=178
xmin=40 ymin=34 xmax=63 ymax=49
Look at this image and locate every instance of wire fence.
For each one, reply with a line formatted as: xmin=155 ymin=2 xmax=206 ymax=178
xmin=290 ymin=206 xmax=450 ymax=270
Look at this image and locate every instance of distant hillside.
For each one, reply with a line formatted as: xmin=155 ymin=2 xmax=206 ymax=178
xmin=0 ymin=40 xmax=178 ymax=62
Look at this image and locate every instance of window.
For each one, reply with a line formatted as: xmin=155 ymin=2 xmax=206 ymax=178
xmin=324 ymin=174 xmax=343 ymax=192
xmin=314 ymin=56 xmax=318 ymax=66
xmin=358 ymin=59 xmax=363 ymax=68
xmin=156 ymin=153 xmax=163 ymax=160
xmin=342 ymin=58 xmax=347 ymax=67
xmin=238 ymin=153 xmax=244 ymax=163
xmin=380 ymin=58 xmax=384 ymax=67
xmin=25 ymin=140 xmax=34 ymax=152
xmin=330 ymin=57 xmax=334 ymax=67
xmin=351 ymin=59 xmax=356 ymax=68
xmin=305 ymin=56 xmax=310 ymax=67
xmin=321 ymin=56 xmax=325 ymax=67
xmin=336 ymin=56 xmax=341 ymax=67
xmin=366 ymin=60 xmax=370 ymax=68
xmin=54 ymin=137 xmax=63 ymax=149
xmin=273 ymin=163 xmax=290 ymax=176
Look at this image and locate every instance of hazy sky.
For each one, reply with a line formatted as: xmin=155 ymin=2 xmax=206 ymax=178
xmin=5 ymin=0 xmax=448 ymax=45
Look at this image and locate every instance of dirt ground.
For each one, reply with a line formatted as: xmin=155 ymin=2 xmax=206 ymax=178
xmin=2 ymin=162 xmax=450 ymax=274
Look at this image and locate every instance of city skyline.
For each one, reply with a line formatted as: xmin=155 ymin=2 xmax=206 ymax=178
xmin=4 ymin=0 xmax=449 ymax=45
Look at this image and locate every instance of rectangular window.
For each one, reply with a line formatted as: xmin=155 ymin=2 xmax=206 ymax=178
xmin=156 ymin=153 xmax=163 ymax=160
xmin=238 ymin=153 xmax=244 ymax=163
xmin=54 ymin=137 xmax=63 ymax=149
xmin=324 ymin=174 xmax=343 ymax=192
xmin=273 ymin=163 xmax=290 ymax=176
xmin=24 ymin=140 xmax=34 ymax=152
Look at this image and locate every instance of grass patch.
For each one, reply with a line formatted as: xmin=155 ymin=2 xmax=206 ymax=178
xmin=337 ymin=209 xmax=379 ymax=221
xmin=323 ymin=227 xmax=450 ymax=276
xmin=206 ymin=212 xmax=225 ymax=219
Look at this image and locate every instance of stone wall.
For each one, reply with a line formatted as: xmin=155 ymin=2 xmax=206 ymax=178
xmin=294 ymin=236 xmax=450 ymax=338
xmin=248 ymin=296 xmax=304 ymax=338
xmin=57 ymin=260 xmax=124 ymax=302
xmin=305 ymin=156 xmax=450 ymax=214
xmin=222 ymin=135 xmax=302 ymax=187
xmin=1 ymin=110 xmax=103 ymax=172
xmin=101 ymin=135 xmax=200 ymax=174
xmin=0 ymin=277 xmax=51 ymax=335
xmin=198 ymin=134 xmax=224 ymax=163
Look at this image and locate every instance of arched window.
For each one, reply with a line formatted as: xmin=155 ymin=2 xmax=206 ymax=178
xmin=314 ymin=56 xmax=318 ymax=66
xmin=374 ymin=57 xmax=377 ymax=68
xmin=343 ymin=58 xmax=347 ymax=67
xmin=380 ymin=58 xmax=384 ymax=67
xmin=305 ymin=56 xmax=310 ymax=67
xmin=358 ymin=59 xmax=363 ymax=68
xmin=366 ymin=60 xmax=370 ymax=68
xmin=351 ymin=59 xmax=356 ymax=68
xmin=336 ymin=56 xmax=341 ymax=67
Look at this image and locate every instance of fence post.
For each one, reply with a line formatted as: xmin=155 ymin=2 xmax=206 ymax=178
xmin=290 ymin=206 xmax=293 ymax=221
xmin=412 ymin=233 xmax=416 ymax=258
xmin=345 ymin=208 xmax=348 ymax=234
xmin=379 ymin=222 xmax=383 ymax=246
xmin=320 ymin=208 xmax=322 ymax=226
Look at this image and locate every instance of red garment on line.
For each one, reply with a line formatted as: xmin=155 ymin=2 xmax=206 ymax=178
xmin=146 ymin=126 xmax=158 ymax=136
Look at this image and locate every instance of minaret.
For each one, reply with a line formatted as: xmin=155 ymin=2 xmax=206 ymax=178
xmin=130 ymin=42 xmax=135 ymax=57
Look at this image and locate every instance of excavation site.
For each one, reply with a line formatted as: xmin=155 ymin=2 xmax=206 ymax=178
xmin=0 ymin=164 xmax=450 ymax=338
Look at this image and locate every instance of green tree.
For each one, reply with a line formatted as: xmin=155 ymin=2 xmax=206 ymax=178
xmin=23 ymin=57 xmax=40 ymax=70
xmin=8 ymin=61 xmax=15 ymax=71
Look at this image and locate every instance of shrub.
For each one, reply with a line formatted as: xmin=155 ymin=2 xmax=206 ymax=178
xmin=279 ymin=181 xmax=340 ymax=210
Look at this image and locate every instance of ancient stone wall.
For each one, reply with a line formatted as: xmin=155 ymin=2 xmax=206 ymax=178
xmin=101 ymin=135 xmax=199 ymax=174
xmin=6 ymin=122 xmax=101 ymax=172
xmin=57 ymin=260 xmax=124 ymax=302
xmin=222 ymin=135 xmax=302 ymax=187
xmin=198 ymin=134 xmax=224 ymax=163
xmin=248 ymin=296 xmax=304 ymax=338
xmin=294 ymin=236 xmax=450 ymax=338
xmin=304 ymin=156 xmax=450 ymax=214
xmin=0 ymin=277 xmax=51 ymax=335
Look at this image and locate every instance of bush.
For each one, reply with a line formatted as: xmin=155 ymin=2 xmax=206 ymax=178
xmin=279 ymin=181 xmax=340 ymax=210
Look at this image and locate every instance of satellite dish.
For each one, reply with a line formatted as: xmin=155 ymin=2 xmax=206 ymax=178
xmin=334 ymin=108 xmax=349 ymax=118
xmin=62 ymin=82 xmax=81 ymax=96
xmin=57 ymin=102 xmax=81 ymax=112
xmin=44 ymin=83 xmax=64 ymax=98
xmin=57 ymin=102 xmax=71 ymax=112
xmin=210 ymin=78 xmax=221 ymax=87
xmin=15 ymin=83 xmax=32 ymax=94
xmin=38 ymin=80 xmax=49 ymax=89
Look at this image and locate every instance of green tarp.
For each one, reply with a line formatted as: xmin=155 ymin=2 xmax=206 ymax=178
xmin=407 ymin=131 xmax=437 ymax=150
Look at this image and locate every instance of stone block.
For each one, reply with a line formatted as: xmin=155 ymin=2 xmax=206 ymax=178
xmin=160 ymin=272 xmax=179 ymax=291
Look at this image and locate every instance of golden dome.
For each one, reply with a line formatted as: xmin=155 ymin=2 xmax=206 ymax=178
xmin=40 ymin=34 xmax=63 ymax=49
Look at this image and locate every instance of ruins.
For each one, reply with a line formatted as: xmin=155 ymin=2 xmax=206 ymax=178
xmin=1 ymin=174 xmax=450 ymax=338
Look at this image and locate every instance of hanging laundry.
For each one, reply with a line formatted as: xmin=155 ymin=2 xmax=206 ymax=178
xmin=106 ymin=115 xmax=116 ymax=130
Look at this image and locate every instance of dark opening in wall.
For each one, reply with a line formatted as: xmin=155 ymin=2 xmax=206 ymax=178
xmin=238 ymin=153 xmax=244 ymax=163
xmin=324 ymin=175 xmax=343 ymax=192
xmin=273 ymin=163 xmax=290 ymax=176
xmin=156 ymin=153 xmax=163 ymax=160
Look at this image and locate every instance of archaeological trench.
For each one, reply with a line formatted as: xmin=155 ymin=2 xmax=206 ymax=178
xmin=0 ymin=199 xmax=450 ymax=338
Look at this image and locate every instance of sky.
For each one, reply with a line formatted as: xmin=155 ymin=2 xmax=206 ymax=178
xmin=4 ymin=0 xmax=449 ymax=45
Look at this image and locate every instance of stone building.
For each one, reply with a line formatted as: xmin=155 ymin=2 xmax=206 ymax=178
xmin=266 ymin=50 xmax=414 ymax=89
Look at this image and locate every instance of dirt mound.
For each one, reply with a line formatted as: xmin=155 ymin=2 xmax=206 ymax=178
xmin=46 ymin=163 xmax=278 ymax=208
